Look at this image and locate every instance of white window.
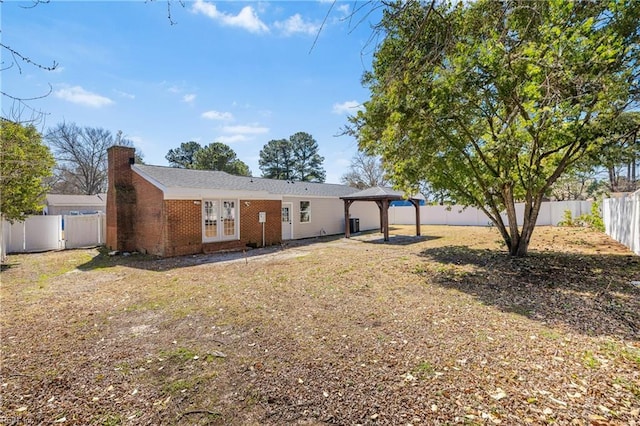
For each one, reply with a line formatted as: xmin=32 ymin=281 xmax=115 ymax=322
xmin=300 ymin=201 xmax=311 ymax=223
xmin=203 ymin=199 xmax=238 ymax=241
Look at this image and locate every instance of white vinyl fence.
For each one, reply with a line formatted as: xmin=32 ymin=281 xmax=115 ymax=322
xmin=603 ymin=190 xmax=640 ymax=255
xmin=390 ymin=200 xmax=593 ymax=227
xmin=1 ymin=213 xmax=106 ymax=256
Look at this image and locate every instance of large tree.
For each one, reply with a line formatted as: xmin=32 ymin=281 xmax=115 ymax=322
xmin=259 ymin=139 xmax=295 ymax=180
xmin=192 ymin=142 xmax=251 ymax=176
xmin=45 ymin=122 xmax=139 ymax=194
xmin=341 ymin=151 xmax=389 ymax=189
xmin=259 ymin=132 xmax=326 ymax=182
xmin=165 ymin=141 xmax=202 ymax=168
xmin=290 ymin=132 xmax=326 ymax=182
xmin=0 ymin=120 xmax=55 ymax=222
xmin=351 ymin=0 xmax=639 ymax=256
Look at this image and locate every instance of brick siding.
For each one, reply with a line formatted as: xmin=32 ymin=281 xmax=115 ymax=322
xmin=239 ymin=200 xmax=282 ymax=247
xmin=163 ymin=200 xmax=203 ymax=257
xmin=131 ymin=173 xmax=165 ymax=256
xmin=106 ymin=146 xmax=136 ymax=252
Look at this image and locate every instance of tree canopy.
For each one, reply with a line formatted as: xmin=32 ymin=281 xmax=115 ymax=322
xmin=192 ymin=142 xmax=251 ymax=176
xmin=351 ymin=0 xmax=640 ymax=256
xmin=259 ymin=139 xmax=295 ymax=180
xmin=0 ymin=120 xmax=55 ymax=222
xmin=166 ymin=141 xmax=202 ymax=169
xmin=259 ymin=132 xmax=326 ymax=182
xmin=591 ymin=111 xmax=640 ymax=193
xmin=45 ymin=122 xmax=140 ymax=195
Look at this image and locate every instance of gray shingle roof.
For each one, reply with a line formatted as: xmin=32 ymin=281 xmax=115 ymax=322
xmin=340 ymin=186 xmax=425 ymax=200
xmin=134 ymin=165 xmax=360 ymax=198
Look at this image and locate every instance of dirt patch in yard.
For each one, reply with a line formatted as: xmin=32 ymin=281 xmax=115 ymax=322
xmin=1 ymin=226 xmax=639 ymax=425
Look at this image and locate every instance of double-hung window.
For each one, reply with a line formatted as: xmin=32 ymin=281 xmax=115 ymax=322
xmin=300 ymin=201 xmax=311 ymax=223
xmin=203 ymin=199 xmax=238 ymax=241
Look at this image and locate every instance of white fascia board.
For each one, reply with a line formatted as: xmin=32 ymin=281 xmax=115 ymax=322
xmin=132 ymin=165 xmax=167 ymax=193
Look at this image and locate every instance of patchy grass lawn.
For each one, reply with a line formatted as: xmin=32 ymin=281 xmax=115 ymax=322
xmin=1 ymin=225 xmax=639 ymax=425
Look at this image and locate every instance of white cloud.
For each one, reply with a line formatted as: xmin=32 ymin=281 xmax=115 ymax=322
xmin=222 ymin=125 xmax=269 ymax=134
xmin=191 ymin=0 xmax=269 ymax=34
xmin=274 ymin=14 xmax=320 ymax=36
xmin=337 ymin=4 xmax=350 ymax=16
xmin=183 ymin=93 xmax=197 ymax=103
xmin=216 ymin=134 xmax=250 ymax=144
xmin=332 ymin=100 xmax=362 ymax=115
xmin=115 ymin=90 xmax=135 ymax=99
xmin=54 ymin=85 xmax=114 ymax=108
xmin=201 ymin=110 xmax=233 ymax=121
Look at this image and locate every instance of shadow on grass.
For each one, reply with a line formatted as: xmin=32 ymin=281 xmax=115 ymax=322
xmin=75 ymin=233 xmax=367 ymax=272
xmin=417 ymin=246 xmax=640 ymax=341
xmin=363 ymin=235 xmax=441 ymax=245
xmin=0 ymin=262 xmax=17 ymax=272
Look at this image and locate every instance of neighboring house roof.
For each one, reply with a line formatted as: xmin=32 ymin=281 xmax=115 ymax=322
xmin=133 ymin=164 xmax=361 ymax=199
xmin=46 ymin=193 xmax=107 ymax=206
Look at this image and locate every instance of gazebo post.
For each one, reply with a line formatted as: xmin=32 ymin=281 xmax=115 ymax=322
xmin=343 ymin=200 xmax=354 ymax=238
xmin=410 ymin=199 xmax=421 ymax=236
xmin=382 ymin=199 xmax=390 ymax=241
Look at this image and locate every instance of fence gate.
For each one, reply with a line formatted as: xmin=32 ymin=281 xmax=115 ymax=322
xmin=1 ymin=213 xmax=106 ymax=255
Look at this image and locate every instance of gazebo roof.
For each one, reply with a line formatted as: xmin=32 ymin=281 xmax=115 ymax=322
xmin=340 ymin=186 xmax=425 ymax=201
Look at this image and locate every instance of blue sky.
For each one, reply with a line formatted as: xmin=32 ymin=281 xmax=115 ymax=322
xmin=3 ymin=1 xmax=382 ymax=183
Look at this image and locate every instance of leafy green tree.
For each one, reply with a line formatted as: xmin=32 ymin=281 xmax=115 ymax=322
xmin=341 ymin=151 xmax=388 ymax=189
xmin=259 ymin=132 xmax=326 ymax=182
xmin=259 ymin=139 xmax=295 ymax=180
xmin=350 ymin=0 xmax=639 ymax=256
xmin=0 ymin=120 xmax=55 ymax=222
xmin=290 ymin=132 xmax=326 ymax=182
xmin=165 ymin=141 xmax=202 ymax=168
xmin=192 ymin=142 xmax=251 ymax=176
xmin=591 ymin=111 xmax=640 ymax=193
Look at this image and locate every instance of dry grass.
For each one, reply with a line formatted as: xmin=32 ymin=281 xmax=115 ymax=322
xmin=1 ymin=225 xmax=639 ymax=425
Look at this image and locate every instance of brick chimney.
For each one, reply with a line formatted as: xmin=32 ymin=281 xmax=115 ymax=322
xmin=106 ymin=146 xmax=136 ymax=252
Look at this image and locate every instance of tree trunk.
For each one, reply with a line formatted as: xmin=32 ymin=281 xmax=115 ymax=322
xmin=508 ymin=194 xmax=544 ymax=257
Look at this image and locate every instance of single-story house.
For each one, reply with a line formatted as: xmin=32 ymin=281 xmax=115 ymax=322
xmin=44 ymin=193 xmax=107 ymax=216
xmin=106 ymin=146 xmax=382 ymax=257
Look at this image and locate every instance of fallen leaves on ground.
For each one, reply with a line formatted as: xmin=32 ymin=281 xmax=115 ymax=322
xmin=1 ymin=226 xmax=638 ymax=425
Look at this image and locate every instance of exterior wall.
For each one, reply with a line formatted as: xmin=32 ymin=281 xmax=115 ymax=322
xmin=346 ymin=202 xmax=383 ymax=232
xmin=284 ymin=196 xmax=339 ymax=239
xmin=283 ymin=196 xmax=381 ymax=240
xmin=240 ymin=199 xmax=282 ymax=247
xmin=163 ymin=200 xmax=203 ymax=257
xmin=133 ymin=198 xmax=283 ymax=257
xmin=131 ymin=173 xmax=165 ymax=256
xmin=106 ymin=146 xmax=136 ymax=252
